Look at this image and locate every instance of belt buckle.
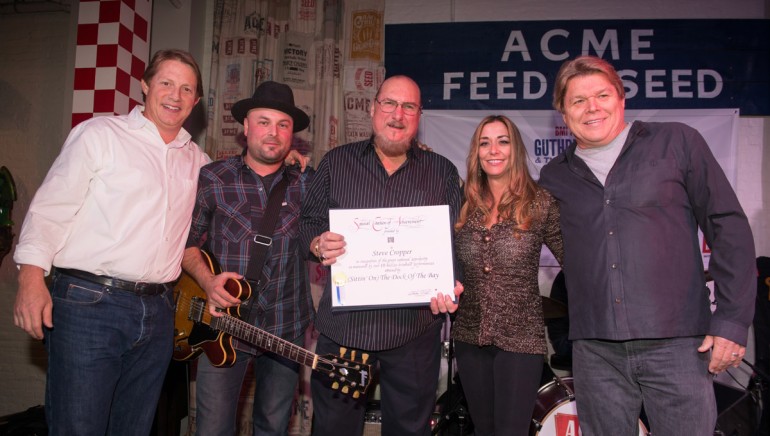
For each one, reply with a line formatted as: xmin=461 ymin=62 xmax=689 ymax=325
xmin=134 ymin=281 xmax=164 ymax=295
xmin=253 ymin=234 xmax=273 ymax=247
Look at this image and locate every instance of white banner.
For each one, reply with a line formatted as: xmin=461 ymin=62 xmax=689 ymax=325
xmin=419 ymin=108 xmax=740 ymax=268
xmin=420 ymin=108 xmax=738 ymax=184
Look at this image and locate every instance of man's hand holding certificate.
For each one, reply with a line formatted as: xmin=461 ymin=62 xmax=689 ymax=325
xmin=316 ymin=205 xmax=460 ymax=312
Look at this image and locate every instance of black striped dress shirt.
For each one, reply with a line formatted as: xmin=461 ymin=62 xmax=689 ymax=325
xmin=300 ymin=139 xmax=462 ymax=351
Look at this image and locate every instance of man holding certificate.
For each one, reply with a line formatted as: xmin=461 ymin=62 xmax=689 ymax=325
xmin=300 ymin=75 xmax=463 ymax=436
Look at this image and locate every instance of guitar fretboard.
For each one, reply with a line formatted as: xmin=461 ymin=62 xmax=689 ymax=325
xmin=194 ymin=299 xmax=319 ymax=369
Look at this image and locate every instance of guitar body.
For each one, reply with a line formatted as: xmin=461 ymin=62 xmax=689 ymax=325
xmin=173 ymin=252 xmax=373 ymax=398
xmin=173 ymin=250 xmax=252 ymax=367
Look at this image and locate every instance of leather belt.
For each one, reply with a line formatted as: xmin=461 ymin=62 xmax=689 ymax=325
xmin=56 ymin=268 xmax=176 ymax=296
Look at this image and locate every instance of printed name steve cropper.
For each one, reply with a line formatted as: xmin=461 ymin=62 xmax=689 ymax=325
xmin=372 ymin=248 xmax=413 ymax=257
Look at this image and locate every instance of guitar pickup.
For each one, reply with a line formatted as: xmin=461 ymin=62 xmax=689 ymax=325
xmin=188 ymin=296 xmax=206 ymax=323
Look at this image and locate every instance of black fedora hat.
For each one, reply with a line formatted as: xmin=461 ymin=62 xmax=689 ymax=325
xmin=231 ymin=81 xmax=310 ymax=132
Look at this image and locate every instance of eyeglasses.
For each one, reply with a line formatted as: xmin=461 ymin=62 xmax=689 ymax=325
xmin=375 ymin=98 xmax=422 ymax=115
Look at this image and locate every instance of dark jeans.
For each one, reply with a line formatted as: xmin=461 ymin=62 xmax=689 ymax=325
xmin=194 ymin=340 xmax=302 ymax=436
xmin=311 ymin=322 xmax=442 ymax=436
xmin=573 ymin=337 xmax=717 ymax=436
xmin=45 ymin=271 xmax=174 ymax=435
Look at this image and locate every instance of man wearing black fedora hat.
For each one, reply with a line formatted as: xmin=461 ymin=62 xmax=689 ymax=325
xmin=182 ymin=80 xmax=314 ymax=435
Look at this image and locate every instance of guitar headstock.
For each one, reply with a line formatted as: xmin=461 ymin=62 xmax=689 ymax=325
xmin=318 ymin=347 xmax=372 ymax=399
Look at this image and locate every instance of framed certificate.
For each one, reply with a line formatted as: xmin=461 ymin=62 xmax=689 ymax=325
xmin=328 ymin=205 xmax=456 ymax=310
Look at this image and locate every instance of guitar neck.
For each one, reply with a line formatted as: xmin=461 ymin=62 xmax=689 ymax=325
xmin=182 ymin=291 xmax=371 ymax=398
xmin=210 ymin=315 xmax=318 ymax=368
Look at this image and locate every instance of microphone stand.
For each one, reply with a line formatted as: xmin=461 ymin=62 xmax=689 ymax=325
xmin=432 ymin=314 xmax=470 ymax=436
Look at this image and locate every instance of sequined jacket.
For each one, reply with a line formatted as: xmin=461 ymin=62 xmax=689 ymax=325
xmin=452 ymin=187 xmax=563 ymax=355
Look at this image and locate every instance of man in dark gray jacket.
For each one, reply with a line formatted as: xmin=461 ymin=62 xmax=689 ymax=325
xmin=539 ymin=55 xmax=755 ymax=436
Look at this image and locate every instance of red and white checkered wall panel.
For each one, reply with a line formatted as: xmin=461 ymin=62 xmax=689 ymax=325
xmin=72 ymin=0 xmax=152 ymax=127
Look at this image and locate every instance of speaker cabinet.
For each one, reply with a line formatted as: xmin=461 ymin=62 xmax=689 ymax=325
xmin=362 ymin=402 xmax=381 ymax=436
xmin=362 ymin=422 xmax=381 ymax=436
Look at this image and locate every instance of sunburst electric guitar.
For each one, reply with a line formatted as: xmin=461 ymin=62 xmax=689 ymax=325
xmin=172 ymin=250 xmax=372 ymax=398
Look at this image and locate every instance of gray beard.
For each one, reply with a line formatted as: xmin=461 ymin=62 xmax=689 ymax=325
xmin=373 ymin=133 xmax=411 ymax=157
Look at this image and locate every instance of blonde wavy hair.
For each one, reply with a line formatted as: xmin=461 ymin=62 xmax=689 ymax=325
xmin=456 ymin=115 xmax=539 ymax=235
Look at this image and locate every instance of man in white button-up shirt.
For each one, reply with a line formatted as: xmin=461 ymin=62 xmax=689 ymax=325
xmin=12 ymin=49 xmax=209 ymax=436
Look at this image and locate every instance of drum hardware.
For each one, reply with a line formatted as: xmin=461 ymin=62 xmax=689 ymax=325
xmin=554 ymin=374 xmax=575 ymax=400
xmin=432 ymin=372 xmax=472 ymax=436
xmin=433 ymin=315 xmax=473 ymax=435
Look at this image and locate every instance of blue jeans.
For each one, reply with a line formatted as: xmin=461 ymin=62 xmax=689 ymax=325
xmin=572 ymin=337 xmax=717 ymax=436
xmin=195 ymin=338 xmax=302 ymax=436
xmin=44 ymin=271 xmax=174 ymax=436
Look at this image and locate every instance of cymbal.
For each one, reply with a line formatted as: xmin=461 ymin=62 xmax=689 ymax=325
xmin=541 ymin=296 xmax=567 ymax=319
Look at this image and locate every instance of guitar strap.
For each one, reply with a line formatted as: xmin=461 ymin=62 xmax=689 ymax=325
xmin=242 ymin=169 xmax=290 ymax=317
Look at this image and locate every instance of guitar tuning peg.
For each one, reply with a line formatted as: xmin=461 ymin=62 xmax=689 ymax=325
xmin=352 ymin=391 xmax=360 ymax=399
xmin=350 ymin=350 xmax=357 ymax=361
xmin=361 ymin=353 xmax=369 ymax=363
xmin=332 ymin=381 xmax=339 ymax=390
xmin=339 ymin=347 xmax=347 ymax=357
xmin=341 ymin=386 xmax=349 ymax=394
